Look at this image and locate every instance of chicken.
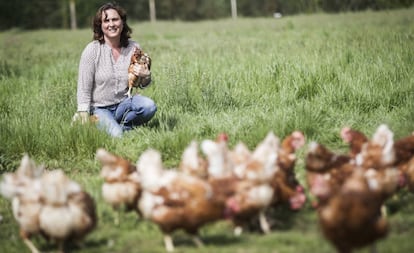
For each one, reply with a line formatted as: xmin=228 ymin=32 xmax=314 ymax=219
xmin=340 ymin=126 xmax=369 ymax=158
xmin=229 ymin=141 xmax=252 ymax=170
xmin=178 ymin=140 xmax=208 ymax=179
xmin=402 ymin=156 xmax=414 ymax=192
xmin=0 ymin=155 xmax=43 ymax=253
xmin=308 ymin=125 xmax=403 ymax=252
xmin=243 ymin=131 xmax=307 ymax=233
xmin=318 ymin=168 xmax=389 ymax=253
xmin=389 ymin=133 xmax=414 ymax=189
xmin=1 ymin=155 xmax=96 ymax=253
xmin=199 ymin=133 xmax=274 ymax=235
xmin=38 ymin=169 xmax=97 ymax=253
xmin=224 ymin=181 xmax=274 ymax=235
xmin=137 ymin=148 xmax=227 ymax=252
xmin=305 ymin=142 xmax=355 ymax=207
xmin=127 ymin=47 xmax=152 ymax=98
xmin=344 ymin=125 xmax=411 ymax=180
xmin=65 ymin=190 xmax=97 ymax=245
xmin=229 ymin=131 xmax=307 ymax=232
xmin=198 ymin=135 xmax=258 ymax=232
xmin=343 ymin=124 xmax=414 ymax=172
xmin=96 ymin=148 xmax=142 ymax=223
xmin=177 ymin=134 xmax=267 ymax=236
xmin=305 ymin=141 xmax=351 ymax=174
xmin=364 ymin=167 xmax=401 ymax=201
xmin=232 ymin=132 xmax=280 ymax=182
xmin=394 ymin=133 xmax=414 ymax=165
xmin=208 ymin=131 xmax=303 ymax=235
xmin=272 ymin=131 xmax=307 ymax=210
xmin=355 ymin=124 xmax=396 ymax=169
xmin=278 ymin=131 xmax=306 ymax=169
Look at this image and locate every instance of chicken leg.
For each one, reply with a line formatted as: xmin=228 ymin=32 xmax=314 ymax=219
xmin=22 ymin=238 xmax=40 ymax=253
xmin=20 ymin=230 xmax=40 ymax=253
xmin=164 ymin=234 xmax=175 ymax=252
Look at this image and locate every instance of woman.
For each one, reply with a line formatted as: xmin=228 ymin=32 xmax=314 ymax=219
xmin=75 ymin=2 xmax=157 ymax=137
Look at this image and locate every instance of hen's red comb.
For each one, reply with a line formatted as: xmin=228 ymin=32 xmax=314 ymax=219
xmin=216 ymin=132 xmax=228 ymax=142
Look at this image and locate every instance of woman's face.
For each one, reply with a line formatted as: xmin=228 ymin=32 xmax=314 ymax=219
xmin=101 ymin=8 xmax=123 ymax=41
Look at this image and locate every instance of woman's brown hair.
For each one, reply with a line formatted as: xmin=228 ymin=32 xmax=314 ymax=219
xmin=92 ymin=2 xmax=132 ymax=47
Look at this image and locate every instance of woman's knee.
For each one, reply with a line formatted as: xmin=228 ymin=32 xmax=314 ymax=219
xmin=132 ymin=95 xmax=157 ymax=118
xmin=93 ymin=109 xmax=123 ymax=137
xmin=145 ymin=102 xmax=157 ymax=118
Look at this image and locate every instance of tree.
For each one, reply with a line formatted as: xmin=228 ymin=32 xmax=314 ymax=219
xmin=69 ymin=0 xmax=77 ymax=30
xmin=149 ymin=0 xmax=156 ymax=22
xmin=231 ymin=0 xmax=237 ymax=18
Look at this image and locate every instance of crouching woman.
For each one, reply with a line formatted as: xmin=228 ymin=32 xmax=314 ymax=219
xmin=74 ymin=2 xmax=157 ymax=137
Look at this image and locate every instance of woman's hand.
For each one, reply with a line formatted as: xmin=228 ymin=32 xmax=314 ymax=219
xmin=132 ymin=63 xmax=152 ymax=89
xmin=133 ymin=63 xmax=150 ymax=77
xmin=72 ymin=111 xmax=90 ymax=125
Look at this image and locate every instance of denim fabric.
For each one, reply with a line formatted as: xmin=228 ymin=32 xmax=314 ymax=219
xmin=92 ymin=95 xmax=157 ymax=137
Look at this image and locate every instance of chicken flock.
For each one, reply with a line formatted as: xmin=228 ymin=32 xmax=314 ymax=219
xmin=1 ymin=124 xmax=414 ymax=253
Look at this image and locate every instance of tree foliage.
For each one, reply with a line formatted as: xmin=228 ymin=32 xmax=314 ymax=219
xmin=0 ymin=0 xmax=412 ymax=30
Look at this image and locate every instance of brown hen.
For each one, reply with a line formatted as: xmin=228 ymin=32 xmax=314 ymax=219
xmin=126 ymin=47 xmax=152 ymax=98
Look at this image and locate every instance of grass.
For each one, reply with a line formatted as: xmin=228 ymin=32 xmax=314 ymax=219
xmin=1 ymin=7 xmax=414 ymax=253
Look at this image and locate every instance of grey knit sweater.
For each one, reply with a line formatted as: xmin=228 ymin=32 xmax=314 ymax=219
xmin=76 ymin=40 xmax=140 ymax=112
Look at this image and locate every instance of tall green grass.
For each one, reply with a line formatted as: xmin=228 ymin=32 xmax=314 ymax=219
xmin=1 ymin=8 xmax=414 ymax=253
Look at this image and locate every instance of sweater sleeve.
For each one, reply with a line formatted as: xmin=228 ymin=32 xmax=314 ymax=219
xmin=76 ymin=42 xmax=97 ymax=112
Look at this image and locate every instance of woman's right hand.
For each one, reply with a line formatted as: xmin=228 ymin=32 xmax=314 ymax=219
xmin=72 ymin=111 xmax=90 ymax=124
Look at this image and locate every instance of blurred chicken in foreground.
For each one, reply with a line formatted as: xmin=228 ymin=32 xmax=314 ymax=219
xmin=39 ymin=169 xmax=97 ymax=253
xmin=96 ymin=148 xmax=142 ymax=224
xmin=306 ymin=124 xmax=406 ymax=253
xmin=0 ymin=155 xmax=96 ymax=253
xmin=201 ymin=131 xmax=306 ymax=235
xmin=0 ymin=155 xmax=43 ymax=253
xmin=137 ymin=148 xmax=227 ymax=252
xmin=318 ymin=168 xmax=389 ymax=253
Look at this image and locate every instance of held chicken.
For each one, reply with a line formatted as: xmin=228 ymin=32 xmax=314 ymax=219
xmin=126 ymin=47 xmax=152 ymax=98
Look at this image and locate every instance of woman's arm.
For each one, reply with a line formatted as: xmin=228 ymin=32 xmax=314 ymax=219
xmin=76 ymin=42 xmax=97 ymax=112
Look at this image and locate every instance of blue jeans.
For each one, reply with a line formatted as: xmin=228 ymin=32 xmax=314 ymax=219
xmin=92 ymin=95 xmax=157 ymax=137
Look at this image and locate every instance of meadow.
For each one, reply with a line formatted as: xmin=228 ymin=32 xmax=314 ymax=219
xmin=1 ymin=7 xmax=414 ymax=253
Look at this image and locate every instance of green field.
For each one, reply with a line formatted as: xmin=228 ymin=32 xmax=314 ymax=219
xmin=1 ymin=7 xmax=414 ymax=253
